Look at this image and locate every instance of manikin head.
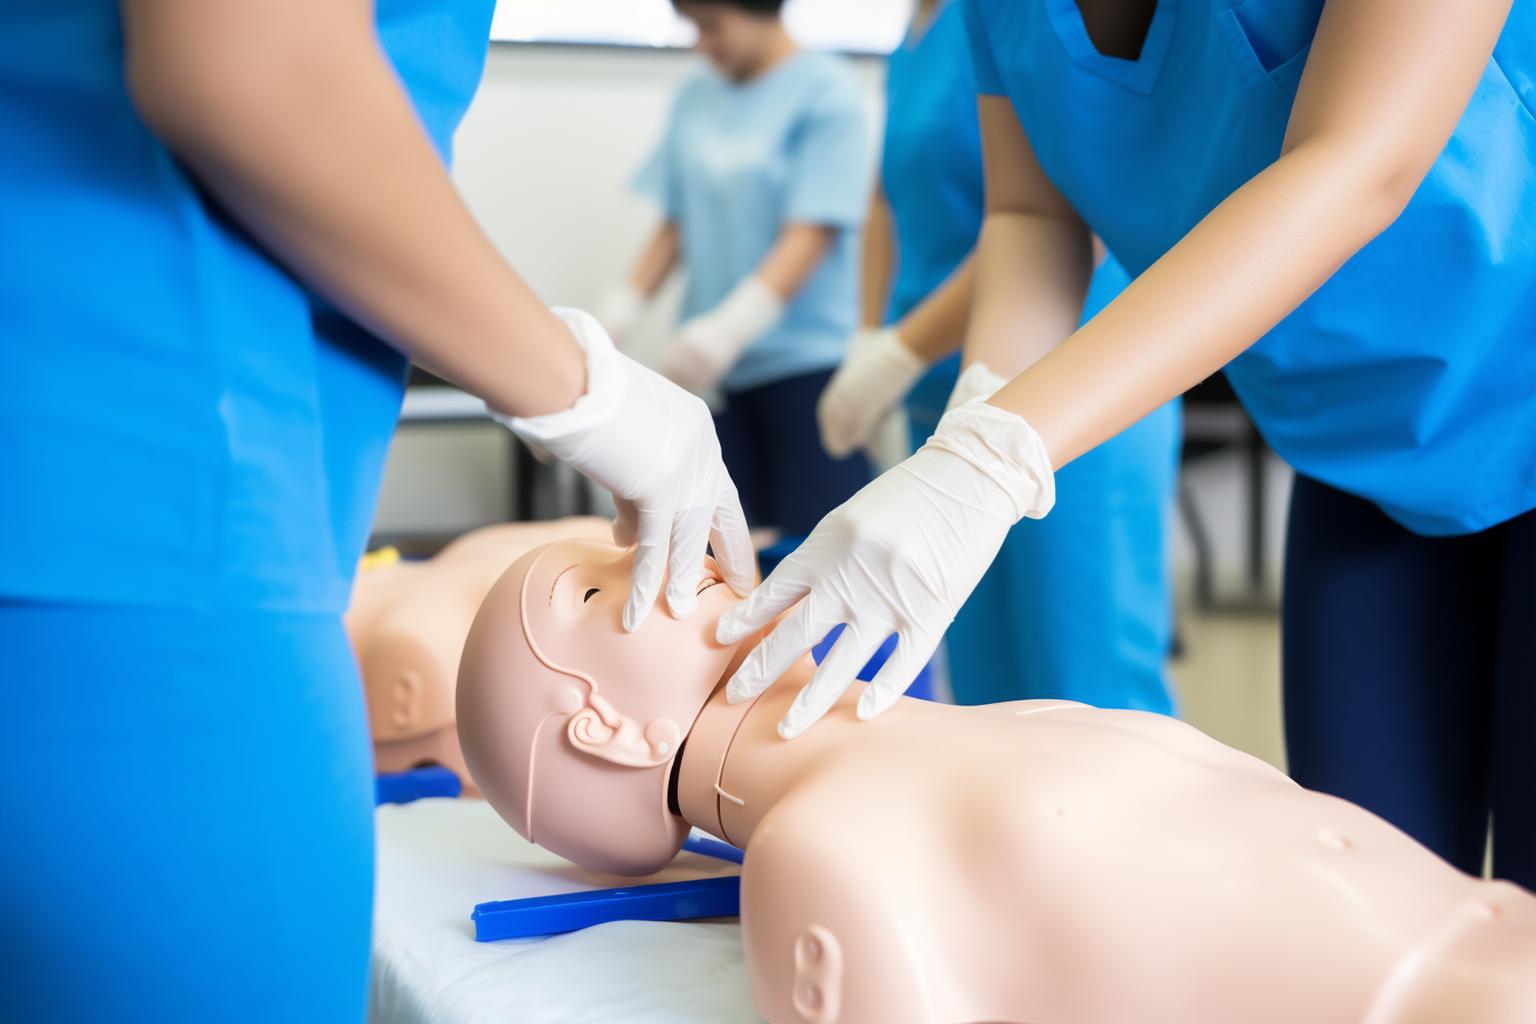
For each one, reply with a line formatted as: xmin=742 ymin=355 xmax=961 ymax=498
xmin=457 ymin=539 xmax=744 ymax=875
xmin=672 ymin=0 xmax=789 ymax=82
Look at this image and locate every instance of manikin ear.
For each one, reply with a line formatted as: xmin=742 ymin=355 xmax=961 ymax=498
xmin=566 ymin=706 xmax=682 ymax=768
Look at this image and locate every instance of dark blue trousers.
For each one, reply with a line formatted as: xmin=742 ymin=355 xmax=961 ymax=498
xmin=1283 ymin=474 xmax=1536 ymax=889
xmin=714 ymin=368 xmax=872 ymax=537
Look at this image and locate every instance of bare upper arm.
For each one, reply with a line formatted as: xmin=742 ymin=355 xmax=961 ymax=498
xmin=978 ymin=94 xmax=1084 ymax=224
xmin=1284 ymin=0 xmax=1513 ymax=205
xmin=121 ymin=0 xmax=374 ymax=135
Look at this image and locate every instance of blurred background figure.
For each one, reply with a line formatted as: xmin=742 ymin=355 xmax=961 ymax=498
xmin=815 ymin=0 xmax=1180 ymax=711
xmin=596 ymin=0 xmax=873 ymax=539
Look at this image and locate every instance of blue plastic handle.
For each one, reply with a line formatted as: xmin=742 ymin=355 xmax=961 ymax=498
xmin=471 ymin=876 xmax=742 ymax=941
xmin=374 ymin=765 xmax=462 ymax=805
xmin=682 ymin=833 xmax=745 ymax=865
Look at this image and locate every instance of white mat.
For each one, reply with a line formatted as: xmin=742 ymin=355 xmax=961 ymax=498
xmin=370 ymin=798 xmax=758 ymax=1024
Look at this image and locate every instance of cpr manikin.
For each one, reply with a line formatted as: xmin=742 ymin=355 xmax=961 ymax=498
xmin=345 ymin=518 xmax=610 ymax=787
xmin=458 ymin=538 xmax=1536 ymax=1024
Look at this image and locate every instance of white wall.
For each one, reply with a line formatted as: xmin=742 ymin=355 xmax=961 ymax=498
xmin=373 ymin=43 xmax=886 ymax=534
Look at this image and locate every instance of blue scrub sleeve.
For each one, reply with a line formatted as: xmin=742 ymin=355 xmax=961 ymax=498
xmin=783 ymin=88 xmax=869 ymax=228
xmin=961 ymin=0 xmax=1007 ymax=95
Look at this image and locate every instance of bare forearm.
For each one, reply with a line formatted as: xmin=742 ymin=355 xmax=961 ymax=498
xmin=756 ymin=223 xmax=836 ymax=301
xmin=883 ymin=255 xmax=973 ymax=365
xmin=965 ymin=213 xmax=1093 ymax=379
xmin=988 ymin=141 xmax=1426 ymax=466
xmin=860 ymin=190 xmax=895 ymax=327
xmin=626 ymin=222 xmax=681 ymax=298
xmin=122 ymin=0 xmax=583 ymax=417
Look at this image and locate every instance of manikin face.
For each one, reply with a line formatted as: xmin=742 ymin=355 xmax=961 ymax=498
xmin=457 ymin=538 xmax=749 ymax=875
xmin=531 ymin=539 xmax=741 ymax=665
xmin=674 ymin=2 xmax=779 ymax=81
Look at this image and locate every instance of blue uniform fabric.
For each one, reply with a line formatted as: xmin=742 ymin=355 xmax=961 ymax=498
xmin=0 ymin=1 xmax=494 ymax=1020
xmin=962 ymin=0 xmax=1536 ymax=536
xmin=0 ymin=604 xmax=375 ymax=1022
xmin=881 ymin=1 xmax=983 ymax=424
xmin=884 ymin=2 xmax=1177 ymax=711
xmin=907 ymin=266 xmax=1180 ymax=712
xmin=1282 ymin=475 xmax=1536 ymax=890
xmin=637 ymin=51 xmax=870 ymax=391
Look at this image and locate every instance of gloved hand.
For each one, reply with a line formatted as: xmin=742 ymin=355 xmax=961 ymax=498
xmin=945 ymin=360 xmax=1009 ymax=412
xmin=816 ymin=326 xmax=927 ymax=459
xmin=494 ymin=307 xmax=756 ymax=631
xmin=594 ymin=282 xmax=646 ymax=344
xmin=716 ymin=398 xmax=1055 ymax=738
xmin=659 ymin=277 xmax=783 ymax=394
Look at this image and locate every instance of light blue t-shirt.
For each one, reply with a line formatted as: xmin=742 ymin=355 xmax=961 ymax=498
xmin=639 ymin=51 xmax=870 ymax=392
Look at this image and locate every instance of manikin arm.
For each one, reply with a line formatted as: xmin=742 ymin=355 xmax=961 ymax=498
xmin=980 ymin=0 xmax=1515 ymax=467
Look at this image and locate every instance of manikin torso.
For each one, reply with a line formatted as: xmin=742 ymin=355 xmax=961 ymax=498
xmin=458 ymin=539 xmax=1536 ymax=1024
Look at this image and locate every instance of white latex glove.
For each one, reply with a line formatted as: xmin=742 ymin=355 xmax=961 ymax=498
xmin=494 ymin=307 xmax=756 ymax=631
xmin=716 ymin=399 xmax=1055 ymax=738
xmin=816 ymin=326 xmax=927 ymax=459
xmin=659 ymin=276 xmax=784 ymax=394
xmin=594 ymin=282 xmax=646 ymax=344
xmin=945 ymin=360 xmax=1009 ymax=412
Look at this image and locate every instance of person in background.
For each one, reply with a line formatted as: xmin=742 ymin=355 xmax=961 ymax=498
xmin=815 ymin=0 xmax=1178 ymax=711
xmin=1 ymin=1 xmax=753 ymax=1020
xmin=597 ymin=0 xmax=872 ymax=539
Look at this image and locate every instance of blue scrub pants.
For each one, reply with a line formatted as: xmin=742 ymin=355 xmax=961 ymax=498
xmin=910 ymin=403 xmax=1179 ymax=712
xmin=714 ymin=368 xmax=873 ymax=537
xmin=1 ymin=603 xmax=374 ymax=1023
xmin=1283 ymin=475 xmax=1536 ymax=889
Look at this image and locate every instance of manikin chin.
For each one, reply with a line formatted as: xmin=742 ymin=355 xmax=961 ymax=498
xmin=458 ymin=538 xmax=1536 ymax=1024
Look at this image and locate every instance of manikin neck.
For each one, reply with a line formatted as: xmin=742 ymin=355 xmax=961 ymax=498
xmin=675 ymin=655 xmax=847 ymax=849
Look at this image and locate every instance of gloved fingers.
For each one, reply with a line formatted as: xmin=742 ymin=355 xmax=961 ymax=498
xmin=816 ymin=381 xmax=856 ymax=460
xmin=709 ymin=484 xmax=758 ymax=596
xmin=723 ymin=601 xmax=817 ymax=704
xmin=778 ymin=626 xmax=882 ymax=739
xmin=857 ymin=631 xmax=934 ymax=721
xmin=715 ymin=555 xmax=812 ymax=646
xmin=611 ymin=498 xmax=640 ymax=548
xmin=663 ymin=506 xmax=712 ymax=620
xmin=622 ymin=506 xmax=671 ymax=633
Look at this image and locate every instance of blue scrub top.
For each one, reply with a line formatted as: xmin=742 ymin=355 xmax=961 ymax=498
xmin=0 ymin=0 xmax=494 ymax=611
xmin=963 ymin=0 xmax=1536 ymax=536
xmin=638 ymin=51 xmax=870 ymax=392
xmin=881 ymin=0 xmax=986 ymax=424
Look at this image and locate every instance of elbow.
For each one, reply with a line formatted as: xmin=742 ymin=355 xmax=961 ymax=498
xmin=1283 ymin=133 xmax=1423 ymax=242
xmin=124 ymin=40 xmax=225 ymax=149
xmin=125 ymin=35 xmax=306 ymax=157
